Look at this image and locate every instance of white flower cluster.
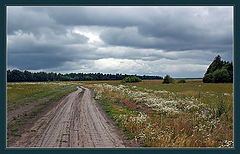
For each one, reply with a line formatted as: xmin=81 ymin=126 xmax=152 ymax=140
xmin=93 ymin=83 xmax=213 ymax=117
xmin=154 ymin=90 xmax=169 ymax=94
xmin=93 ymin=87 xmax=104 ymax=100
xmin=115 ymin=112 xmax=147 ymax=126
xmin=92 ymin=83 xmax=233 ymax=147
xmin=220 ymin=140 xmax=234 ymax=148
xmin=129 ymin=112 xmax=147 ymax=123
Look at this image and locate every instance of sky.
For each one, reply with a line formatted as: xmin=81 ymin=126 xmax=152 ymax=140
xmin=7 ymin=6 xmax=233 ymax=78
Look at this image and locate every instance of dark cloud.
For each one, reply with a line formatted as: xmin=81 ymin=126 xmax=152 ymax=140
xmin=7 ymin=38 xmax=71 ymax=70
xmin=7 ymin=30 xmax=90 ymax=70
xmin=7 ymin=7 xmax=58 ymax=34
xmin=7 ymin=6 xmax=233 ymax=77
xmin=24 ymin=6 xmax=145 ymax=27
xmin=8 ymin=52 xmax=69 ymax=70
xmin=99 ymin=27 xmax=233 ymax=52
xmin=15 ymin=6 xmax=233 ymax=52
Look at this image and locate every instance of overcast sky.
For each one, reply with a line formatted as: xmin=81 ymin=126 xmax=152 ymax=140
xmin=7 ymin=6 xmax=233 ymax=78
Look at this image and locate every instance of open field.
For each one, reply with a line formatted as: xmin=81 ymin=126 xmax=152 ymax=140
xmin=7 ymin=79 xmax=233 ymax=148
xmin=85 ymin=79 xmax=233 ymax=147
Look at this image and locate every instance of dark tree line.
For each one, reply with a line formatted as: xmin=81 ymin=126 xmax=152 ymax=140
xmin=7 ymin=69 xmax=163 ymax=82
xmin=203 ymin=55 xmax=233 ymax=83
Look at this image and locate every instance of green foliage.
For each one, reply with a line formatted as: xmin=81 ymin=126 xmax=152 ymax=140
xmin=37 ymin=101 xmax=47 ymax=106
xmin=7 ymin=70 xmax=26 ymax=82
xmin=203 ymin=73 xmax=214 ymax=83
xmin=212 ymin=69 xmax=231 ymax=83
xmin=162 ymin=75 xmax=174 ymax=84
xmin=121 ymin=76 xmax=142 ymax=83
xmin=10 ymin=126 xmax=18 ymax=131
xmin=203 ymin=55 xmax=233 ymax=83
xmin=177 ymin=79 xmax=186 ymax=83
xmin=206 ymin=55 xmax=223 ymax=74
xmin=7 ymin=69 xmax=162 ymax=82
xmin=222 ymin=62 xmax=233 ymax=82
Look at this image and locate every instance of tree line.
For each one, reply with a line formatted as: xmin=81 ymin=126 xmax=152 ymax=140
xmin=7 ymin=69 xmax=163 ymax=82
xmin=203 ymin=55 xmax=233 ymax=83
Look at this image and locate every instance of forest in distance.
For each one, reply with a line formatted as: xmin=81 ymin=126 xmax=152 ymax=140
xmin=7 ymin=70 xmax=163 ymax=82
xmin=7 ymin=55 xmax=233 ymax=83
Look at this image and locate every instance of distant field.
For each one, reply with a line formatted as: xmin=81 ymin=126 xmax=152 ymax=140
xmin=78 ymin=79 xmax=202 ymax=84
xmin=86 ymin=79 xmax=233 ymax=147
xmin=6 ymin=79 xmax=233 ymax=148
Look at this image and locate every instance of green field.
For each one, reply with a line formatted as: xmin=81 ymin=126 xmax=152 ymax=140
xmin=86 ymin=79 xmax=233 ymax=147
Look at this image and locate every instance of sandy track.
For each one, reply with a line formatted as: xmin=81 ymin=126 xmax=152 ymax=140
xmin=14 ymin=87 xmax=125 ymax=148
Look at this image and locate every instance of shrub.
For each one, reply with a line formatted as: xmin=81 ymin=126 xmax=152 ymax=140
xmin=162 ymin=75 xmax=174 ymax=84
xmin=121 ymin=76 xmax=142 ymax=83
xmin=177 ymin=79 xmax=186 ymax=83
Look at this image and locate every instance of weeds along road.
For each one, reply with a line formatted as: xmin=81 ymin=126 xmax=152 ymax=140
xmin=15 ymin=87 xmax=125 ymax=148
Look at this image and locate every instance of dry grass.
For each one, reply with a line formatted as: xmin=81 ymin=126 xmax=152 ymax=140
xmin=88 ymin=80 xmax=233 ymax=148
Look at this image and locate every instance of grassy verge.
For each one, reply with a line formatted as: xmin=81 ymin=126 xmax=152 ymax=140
xmin=7 ymin=82 xmax=78 ymax=139
xmin=88 ymin=81 xmax=233 ymax=148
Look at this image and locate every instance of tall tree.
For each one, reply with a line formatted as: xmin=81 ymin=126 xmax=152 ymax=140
xmin=206 ymin=55 xmax=223 ymax=74
xmin=203 ymin=55 xmax=233 ymax=83
xmin=24 ymin=70 xmax=33 ymax=81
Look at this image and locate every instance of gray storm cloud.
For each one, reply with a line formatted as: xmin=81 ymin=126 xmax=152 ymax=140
xmin=7 ymin=6 xmax=233 ymax=78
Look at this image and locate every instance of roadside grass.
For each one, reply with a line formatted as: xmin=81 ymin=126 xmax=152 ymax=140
xmin=7 ymin=83 xmax=59 ymax=103
xmin=7 ymin=82 xmax=79 ymax=110
xmin=88 ymin=80 xmax=233 ymax=147
xmin=7 ymin=83 xmax=61 ymax=110
xmin=48 ymin=85 xmax=77 ymax=102
xmin=7 ymin=82 xmax=78 ymax=138
xmin=10 ymin=125 xmax=18 ymax=131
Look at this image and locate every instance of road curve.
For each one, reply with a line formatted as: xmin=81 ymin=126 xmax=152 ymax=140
xmin=15 ymin=87 xmax=125 ymax=148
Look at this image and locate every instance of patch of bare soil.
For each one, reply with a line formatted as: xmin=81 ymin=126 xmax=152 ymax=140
xmin=10 ymin=87 xmax=130 ymax=148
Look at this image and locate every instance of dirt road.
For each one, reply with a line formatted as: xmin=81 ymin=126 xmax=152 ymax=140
xmin=14 ymin=87 xmax=125 ymax=148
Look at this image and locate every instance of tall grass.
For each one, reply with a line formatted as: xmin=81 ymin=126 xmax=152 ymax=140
xmin=88 ymin=80 xmax=233 ymax=148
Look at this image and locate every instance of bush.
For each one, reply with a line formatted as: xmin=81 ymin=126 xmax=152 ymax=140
xmin=177 ymin=79 xmax=186 ymax=83
xmin=162 ymin=75 xmax=174 ymax=84
xmin=121 ymin=76 xmax=142 ymax=83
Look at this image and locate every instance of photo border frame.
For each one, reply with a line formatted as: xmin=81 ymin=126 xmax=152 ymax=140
xmin=0 ymin=0 xmax=239 ymax=154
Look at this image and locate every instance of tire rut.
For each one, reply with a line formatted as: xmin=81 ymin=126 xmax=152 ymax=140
xmin=14 ymin=87 xmax=125 ymax=148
